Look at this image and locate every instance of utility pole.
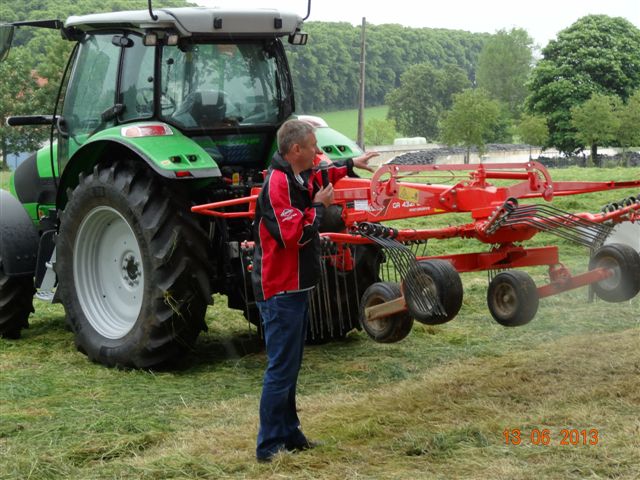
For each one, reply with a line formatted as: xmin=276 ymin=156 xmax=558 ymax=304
xmin=357 ymin=17 xmax=366 ymax=149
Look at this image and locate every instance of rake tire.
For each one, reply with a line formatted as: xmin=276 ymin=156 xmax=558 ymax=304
xmin=589 ymin=243 xmax=640 ymax=303
xmin=360 ymin=281 xmax=413 ymax=343
xmin=487 ymin=270 xmax=539 ymax=327
xmin=403 ymin=259 xmax=463 ymax=325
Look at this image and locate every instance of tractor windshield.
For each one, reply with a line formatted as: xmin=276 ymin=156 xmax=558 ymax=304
xmin=160 ymin=42 xmax=288 ymax=129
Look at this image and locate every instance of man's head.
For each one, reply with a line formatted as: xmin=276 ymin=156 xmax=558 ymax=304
xmin=277 ymin=120 xmax=319 ymax=174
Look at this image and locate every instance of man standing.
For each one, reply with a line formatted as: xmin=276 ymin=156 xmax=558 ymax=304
xmin=251 ymin=119 xmax=375 ymax=462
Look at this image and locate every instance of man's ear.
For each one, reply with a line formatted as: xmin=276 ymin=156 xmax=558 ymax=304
xmin=291 ymin=143 xmax=301 ymax=154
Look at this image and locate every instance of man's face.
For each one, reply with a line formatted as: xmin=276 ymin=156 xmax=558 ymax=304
xmin=297 ymin=133 xmax=320 ymax=170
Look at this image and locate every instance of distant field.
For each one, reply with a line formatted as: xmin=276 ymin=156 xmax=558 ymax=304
xmin=310 ymin=105 xmax=389 ymax=139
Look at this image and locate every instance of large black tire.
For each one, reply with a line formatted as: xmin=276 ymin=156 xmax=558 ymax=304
xmin=402 ymin=259 xmax=463 ymax=325
xmin=487 ymin=270 xmax=539 ymax=327
xmin=307 ymin=244 xmax=383 ymax=342
xmin=0 ymin=257 xmax=34 ymax=339
xmin=56 ymin=161 xmax=212 ymax=368
xmin=359 ymin=281 xmax=413 ymax=343
xmin=589 ymin=243 xmax=640 ymax=303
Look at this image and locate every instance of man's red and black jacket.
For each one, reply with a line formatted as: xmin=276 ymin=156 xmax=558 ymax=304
xmin=251 ymin=152 xmax=356 ymax=301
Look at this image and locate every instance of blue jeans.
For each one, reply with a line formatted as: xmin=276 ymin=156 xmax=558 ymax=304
xmin=256 ymin=291 xmax=309 ymax=459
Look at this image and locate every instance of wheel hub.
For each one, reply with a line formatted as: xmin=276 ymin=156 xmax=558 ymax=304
xmin=74 ymin=206 xmax=144 ymax=339
xmin=494 ymin=284 xmax=517 ymax=316
xmin=122 ymin=254 xmax=141 ymax=287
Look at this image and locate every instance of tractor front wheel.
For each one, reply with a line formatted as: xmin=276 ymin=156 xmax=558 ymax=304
xmin=56 ymin=161 xmax=211 ymax=368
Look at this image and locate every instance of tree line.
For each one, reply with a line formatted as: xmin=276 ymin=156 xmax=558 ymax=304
xmin=381 ymin=15 xmax=640 ymax=163
xmin=286 ymin=22 xmax=487 ymax=112
xmin=1 ymin=1 xmax=639 ymax=167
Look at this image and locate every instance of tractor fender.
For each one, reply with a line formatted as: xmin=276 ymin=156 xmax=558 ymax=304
xmin=56 ymin=134 xmax=220 ymax=208
xmin=0 ymin=189 xmax=39 ymax=276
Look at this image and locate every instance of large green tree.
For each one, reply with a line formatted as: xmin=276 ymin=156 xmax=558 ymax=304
xmin=517 ymin=114 xmax=549 ymax=159
xmin=386 ymin=63 xmax=470 ymax=139
xmin=616 ymin=90 xmax=640 ymax=165
xmin=0 ymin=48 xmax=45 ymax=168
xmin=570 ymin=93 xmax=620 ymax=166
xmin=477 ymin=28 xmax=533 ymax=119
xmin=439 ymin=88 xmax=501 ymax=163
xmin=526 ymin=15 xmax=640 ymax=155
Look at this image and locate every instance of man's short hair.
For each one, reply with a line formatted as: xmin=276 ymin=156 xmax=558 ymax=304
xmin=277 ymin=119 xmax=315 ymax=155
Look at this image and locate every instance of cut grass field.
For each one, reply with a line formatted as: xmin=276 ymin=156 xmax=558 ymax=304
xmin=1 ymin=167 xmax=639 ymax=479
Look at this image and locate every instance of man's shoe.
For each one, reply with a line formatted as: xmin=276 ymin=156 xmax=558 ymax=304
xmin=256 ymin=446 xmax=287 ymax=463
xmin=286 ymin=439 xmax=323 ymax=452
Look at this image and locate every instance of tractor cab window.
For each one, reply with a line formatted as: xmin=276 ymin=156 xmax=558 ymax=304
xmin=62 ymin=34 xmax=120 ymax=141
xmin=160 ymin=42 xmax=284 ymax=129
xmin=119 ymin=35 xmax=156 ymax=122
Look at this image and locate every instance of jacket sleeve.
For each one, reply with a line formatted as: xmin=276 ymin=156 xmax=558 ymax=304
xmin=260 ymin=170 xmax=324 ymax=249
xmin=311 ymin=158 xmax=356 ymax=188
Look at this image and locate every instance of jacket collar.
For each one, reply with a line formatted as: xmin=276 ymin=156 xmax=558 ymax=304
xmin=271 ymin=152 xmax=293 ymax=174
xmin=271 ymin=152 xmax=312 ymax=189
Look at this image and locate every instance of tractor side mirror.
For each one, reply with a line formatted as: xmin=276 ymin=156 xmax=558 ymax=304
xmin=288 ymin=30 xmax=308 ymax=46
xmin=0 ymin=24 xmax=15 ymax=62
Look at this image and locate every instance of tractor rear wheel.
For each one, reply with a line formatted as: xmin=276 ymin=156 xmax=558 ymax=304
xmin=56 ymin=161 xmax=212 ymax=368
xmin=0 ymin=257 xmax=34 ymax=339
xmin=487 ymin=270 xmax=539 ymax=327
xmin=360 ymin=281 xmax=413 ymax=343
xmin=589 ymin=243 xmax=640 ymax=303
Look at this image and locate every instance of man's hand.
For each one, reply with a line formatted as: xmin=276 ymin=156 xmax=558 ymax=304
xmin=352 ymin=151 xmax=379 ymax=173
xmin=314 ymin=184 xmax=334 ymax=207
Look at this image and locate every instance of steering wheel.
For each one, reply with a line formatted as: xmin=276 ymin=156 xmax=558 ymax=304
xmin=136 ymin=88 xmax=176 ymax=115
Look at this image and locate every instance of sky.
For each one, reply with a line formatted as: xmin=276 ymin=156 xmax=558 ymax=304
xmin=195 ymin=0 xmax=639 ymax=48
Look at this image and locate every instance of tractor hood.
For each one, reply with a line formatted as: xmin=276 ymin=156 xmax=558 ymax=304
xmin=65 ymin=7 xmax=304 ymax=38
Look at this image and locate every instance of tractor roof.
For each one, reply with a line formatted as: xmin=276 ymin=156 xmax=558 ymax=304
xmin=65 ymin=7 xmax=303 ymax=37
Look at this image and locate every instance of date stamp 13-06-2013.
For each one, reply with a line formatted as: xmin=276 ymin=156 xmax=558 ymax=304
xmin=503 ymin=428 xmax=600 ymax=447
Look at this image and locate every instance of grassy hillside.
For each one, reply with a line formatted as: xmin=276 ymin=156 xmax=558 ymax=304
xmin=312 ymin=105 xmax=389 ymax=139
xmin=1 ymin=167 xmax=639 ymax=479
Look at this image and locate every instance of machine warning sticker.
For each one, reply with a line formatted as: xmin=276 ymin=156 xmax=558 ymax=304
xmin=353 ymin=200 xmax=370 ymax=211
xmin=398 ymin=186 xmax=420 ymax=204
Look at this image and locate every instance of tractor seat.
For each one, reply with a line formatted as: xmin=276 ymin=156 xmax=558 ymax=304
xmin=177 ymin=90 xmax=227 ymax=127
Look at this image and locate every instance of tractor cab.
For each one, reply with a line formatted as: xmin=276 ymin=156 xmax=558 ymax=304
xmin=58 ymin=7 xmax=302 ymax=173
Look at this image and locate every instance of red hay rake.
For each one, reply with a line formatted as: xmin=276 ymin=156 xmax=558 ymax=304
xmin=193 ymin=161 xmax=640 ymax=343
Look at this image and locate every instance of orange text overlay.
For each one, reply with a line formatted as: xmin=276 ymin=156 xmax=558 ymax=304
xmin=503 ymin=428 xmax=599 ymax=446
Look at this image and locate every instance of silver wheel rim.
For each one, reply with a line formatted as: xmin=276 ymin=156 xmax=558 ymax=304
xmin=74 ymin=206 xmax=143 ymax=339
xmin=494 ymin=283 xmax=518 ymax=317
xmin=366 ymin=295 xmax=390 ymax=334
xmin=597 ymin=256 xmax=621 ymax=291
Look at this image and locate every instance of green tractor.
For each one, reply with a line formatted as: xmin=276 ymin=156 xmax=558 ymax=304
xmin=0 ymin=4 xmax=370 ymax=368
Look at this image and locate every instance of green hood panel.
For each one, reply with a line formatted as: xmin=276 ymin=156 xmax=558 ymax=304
xmin=315 ymin=126 xmax=363 ymax=161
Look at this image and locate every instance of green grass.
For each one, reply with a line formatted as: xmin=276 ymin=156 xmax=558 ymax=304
xmin=311 ymin=105 xmax=389 ymax=139
xmin=1 ymin=167 xmax=640 ymax=479
xmin=1 ymin=169 xmax=10 ymax=190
